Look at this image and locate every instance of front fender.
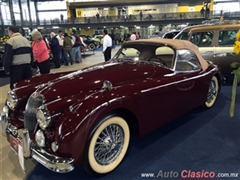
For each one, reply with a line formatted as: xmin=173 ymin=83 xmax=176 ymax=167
xmin=50 ymin=87 xmax=138 ymax=166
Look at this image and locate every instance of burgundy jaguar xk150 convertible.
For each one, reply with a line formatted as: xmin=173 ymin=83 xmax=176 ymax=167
xmin=0 ymin=39 xmax=221 ymax=175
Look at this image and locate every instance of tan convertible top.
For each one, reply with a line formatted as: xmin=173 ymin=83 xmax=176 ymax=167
xmin=125 ymin=38 xmax=209 ymax=70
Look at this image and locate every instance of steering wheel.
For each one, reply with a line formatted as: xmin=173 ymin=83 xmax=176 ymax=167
xmin=148 ymin=56 xmax=168 ymax=67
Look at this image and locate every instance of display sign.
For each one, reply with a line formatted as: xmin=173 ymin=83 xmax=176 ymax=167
xmin=10 ymin=135 xmax=19 ymax=154
xmin=10 ymin=135 xmax=25 ymax=173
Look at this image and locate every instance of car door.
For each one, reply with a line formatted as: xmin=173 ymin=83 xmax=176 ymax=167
xmin=136 ymin=46 xmax=208 ymax=135
xmin=188 ymin=30 xmax=215 ymax=62
xmin=170 ymin=49 xmax=209 ymax=118
xmin=214 ymin=29 xmax=239 ymax=76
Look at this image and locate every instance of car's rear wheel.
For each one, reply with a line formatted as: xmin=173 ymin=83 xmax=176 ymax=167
xmin=204 ymin=76 xmax=219 ymax=108
xmin=88 ymin=43 xmax=95 ymax=50
xmin=83 ymin=116 xmax=130 ymax=176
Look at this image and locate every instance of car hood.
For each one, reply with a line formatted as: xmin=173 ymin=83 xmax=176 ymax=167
xmin=37 ymin=61 xmax=164 ymax=102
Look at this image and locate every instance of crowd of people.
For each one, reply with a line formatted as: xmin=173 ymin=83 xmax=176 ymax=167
xmin=2 ymin=25 xmax=120 ymax=89
xmin=3 ymin=25 xmax=142 ymax=90
xmin=3 ymin=25 xmax=89 ymax=89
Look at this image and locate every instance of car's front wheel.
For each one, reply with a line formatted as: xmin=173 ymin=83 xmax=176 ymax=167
xmin=204 ymin=76 xmax=219 ymax=108
xmin=88 ymin=43 xmax=95 ymax=50
xmin=83 ymin=116 xmax=130 ymax=175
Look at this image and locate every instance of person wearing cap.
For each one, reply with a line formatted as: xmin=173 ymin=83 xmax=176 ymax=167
xmin=3 ymin=25 xmax=33 ymax=89
xmin=102 ymin=29 xmax=112 ymax=61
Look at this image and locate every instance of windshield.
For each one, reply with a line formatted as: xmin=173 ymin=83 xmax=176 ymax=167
xmin=151 ymin=32 xmax=166 ymax=37
xmin=174 ymin=31 xmax=190 ymax=40
xmin=113 ymin=43 xmax=175 ymax=68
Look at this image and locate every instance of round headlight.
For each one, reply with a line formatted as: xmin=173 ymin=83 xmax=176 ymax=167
xmin=35 ymin=130 xmax=45 ymax=147
xmin=7 ymin=91 xmax=18 ymax=110
xmin=36 ymin=108 xmax=51 ymax=130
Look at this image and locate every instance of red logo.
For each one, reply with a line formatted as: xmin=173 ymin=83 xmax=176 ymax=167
xmin=33 ymin=92 xmax=38 ymax=98
xmin=10 ymin=135 xmax=18 ymax=154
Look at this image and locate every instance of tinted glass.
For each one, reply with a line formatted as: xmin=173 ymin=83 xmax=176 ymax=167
xmin=190 ymin=31 xmax=213 ymax=47
xmin=164 ymin=32 xmax=179 ymax=39
xmin=218 ymin=30 xmax=238 ymax=46
xmin=174 ymin=31 xmax=189 ymax=40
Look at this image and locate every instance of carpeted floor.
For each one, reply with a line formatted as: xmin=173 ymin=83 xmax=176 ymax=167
xmin=26 ymin=86 xmax=240 ymax=180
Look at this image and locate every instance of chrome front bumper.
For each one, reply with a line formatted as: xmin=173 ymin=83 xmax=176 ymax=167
xmin=0 ymin=113 xmax=75 ymax=173
xmin=0 ymin=113 xmax=8 ymax=136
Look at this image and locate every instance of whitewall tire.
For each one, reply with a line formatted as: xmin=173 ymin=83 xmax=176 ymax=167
xmin=88 ymin=43 xmax=95 ymax=50
xmin=83 ymin=116 xmax=130 ymax=175
xmin=204 ymin=76 xmax=219 ymax=108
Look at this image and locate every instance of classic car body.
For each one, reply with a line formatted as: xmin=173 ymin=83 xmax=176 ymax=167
xmin=80 ymin=35 xmax=101 ymax=50
xmin=0 ymin=39 xmax=221 ymax=176
xmin=174 ymin=23 xmax=240 ymax=82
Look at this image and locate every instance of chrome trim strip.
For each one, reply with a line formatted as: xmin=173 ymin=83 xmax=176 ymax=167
xmin=0 ymin=113 xmax=8 ymax=136
xmin=22 ymin=129 xmax=31 ymax=158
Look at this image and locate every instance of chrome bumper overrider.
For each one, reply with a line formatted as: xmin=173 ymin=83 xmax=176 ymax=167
xmin=0 ymin=113 xmax=8 ymax=136
xmin=0 ymin=113 xmax=74 ymax=173
xmin=31 ymin=141 xmax=75 ymax=173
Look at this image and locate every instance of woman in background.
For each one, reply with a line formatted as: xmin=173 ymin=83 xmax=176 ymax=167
xmin=31 ymin=30 xmax=50 ymax=74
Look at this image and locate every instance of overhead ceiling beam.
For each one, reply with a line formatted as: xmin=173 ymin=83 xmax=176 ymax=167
xmin=68 ymin=0 xmax=205 ymax=9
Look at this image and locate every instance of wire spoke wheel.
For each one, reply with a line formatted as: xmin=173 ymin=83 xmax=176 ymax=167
xmin=94 ymin=124 xmax=124 ymax=165
xmin=205 ymin=76 xmax=219 ymax=108
xmin=84 ymin=116 xmax=130 ymax=175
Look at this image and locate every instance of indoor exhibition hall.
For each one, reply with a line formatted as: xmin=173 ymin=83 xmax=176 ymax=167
xmin=0 ymin=0 xmax=240 ymax=179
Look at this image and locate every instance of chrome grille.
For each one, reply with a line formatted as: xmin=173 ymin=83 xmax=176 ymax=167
xmin=24 ymin=92 xmax=44 ymax=133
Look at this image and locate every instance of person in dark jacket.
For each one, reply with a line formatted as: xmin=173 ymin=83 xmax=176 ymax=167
xmin=110 ymin=30 xmax=115 ymax=49
xmin=49 ymin=32 xmax=61 ymax=68
xmin=3 ymin=25 xmax=33 ymax=89
xmin=63 ymin=33 xmax=73 ymax=65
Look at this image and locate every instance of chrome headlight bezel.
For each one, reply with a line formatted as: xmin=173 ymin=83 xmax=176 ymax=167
xmin=35 ymin=129 xmax=45 ymax=147
xmin=6 ymin=91 xmax=18 ymax=110
xmin=36 ymin=106 xmax=51 ymax=130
